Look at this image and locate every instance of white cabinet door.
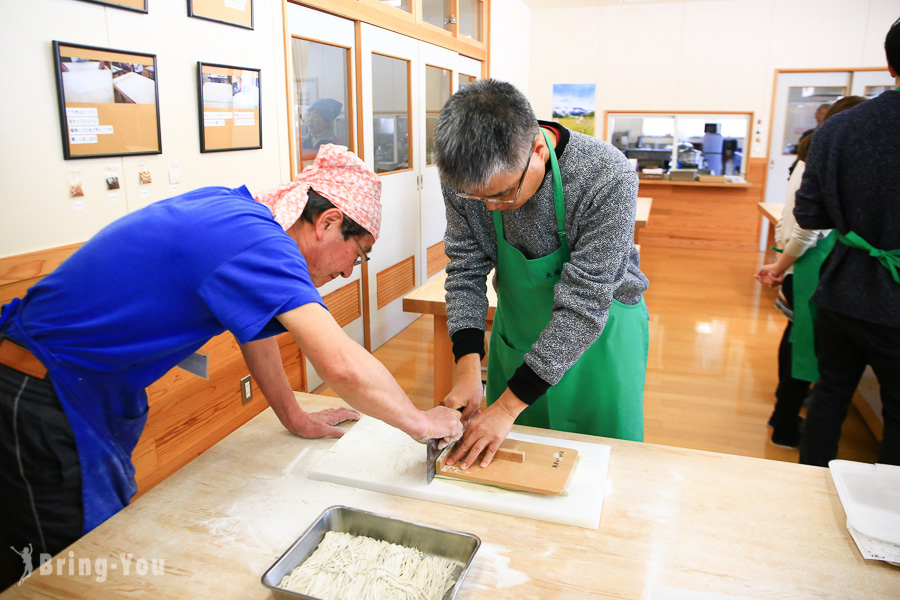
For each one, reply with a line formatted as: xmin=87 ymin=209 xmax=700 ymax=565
xmin=850 ymin=69 xmax=896 ymax=98
xmin=286 ymin=4 xmax=362 ymax=391
xmin=765 ymin=72 xmax=849 ymax=207
xmin=417 ymin=43 xmax=457 ymax=284
xmin=359 ymin=24 xmax=422 ymax=350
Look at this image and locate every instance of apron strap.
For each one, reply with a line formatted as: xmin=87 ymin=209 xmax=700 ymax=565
xmin=836 ymin=230 xmax=900 ymax=284
xmin=539 ymin=128 xmax=569 ymax=255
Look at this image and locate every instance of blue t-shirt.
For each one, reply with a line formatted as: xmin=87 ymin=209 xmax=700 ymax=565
xmin=0 ymin=185 xmax=324 ymax=533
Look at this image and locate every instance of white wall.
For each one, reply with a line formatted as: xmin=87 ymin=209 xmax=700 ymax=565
xmin=491 ymin=0 xmax=899 ymax=157
xmin=489 ymin=0 xmax=533 ymax=95
xmin=0 ymin=0 xmax=291 ymax=258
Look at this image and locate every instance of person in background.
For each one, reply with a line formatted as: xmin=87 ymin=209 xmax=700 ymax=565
xmin=302 ymin=98 xmax=343 ymax=150
xmin=800 ymin=102 xmax=831 ymax=141
xmin=753 ymin=96 xmax=867 ymax=447
xmin=793 ymin=16 xmax=900 ymax=467
xmin=433 ymin=79 xmax=649 ymax=471
xmin=755 ymin=134 xmax=824 ymax=447
xmin=0 ymin=145 xmax=463 ymax=590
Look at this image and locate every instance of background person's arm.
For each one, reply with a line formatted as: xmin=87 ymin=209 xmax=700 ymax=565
xmin=276 ymin=303 xmax=463 ymax=443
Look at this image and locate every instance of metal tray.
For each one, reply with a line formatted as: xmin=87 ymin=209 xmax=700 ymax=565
xmin=261 ymin=505 xmax=481 ymax=600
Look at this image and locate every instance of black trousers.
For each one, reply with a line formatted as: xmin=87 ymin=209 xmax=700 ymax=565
xmin=800 ymin=307 xmax=900 ymax=467
xmin=770 ymin=276 xmax=813 ymax=430
xmin=0 ymin=362 xmax=83 ymax=591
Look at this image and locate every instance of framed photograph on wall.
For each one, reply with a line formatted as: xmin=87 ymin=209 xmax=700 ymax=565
xmin=53 ymin=41 xmax=162 ymax=160
xmin=188 ymin=0 xmax=253 ymax=30
xmin=75 ymin=0 xmax=148 ymax=12
xmin=197 ymin=62 xmax=262 ymax=152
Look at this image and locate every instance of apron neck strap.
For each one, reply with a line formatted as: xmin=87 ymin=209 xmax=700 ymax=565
xmin=491 ymin=128 xmax=570 ymax=255
xmin=539 ymin=128 xmax=568 ymax=252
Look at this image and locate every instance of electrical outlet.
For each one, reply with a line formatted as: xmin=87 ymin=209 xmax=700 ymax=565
xmin=240 ymin=375 xmax=252 ymax=404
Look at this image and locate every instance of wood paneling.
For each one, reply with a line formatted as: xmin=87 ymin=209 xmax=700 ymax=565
xmin=376 ymin=255 xmax=416 ymax=309
xmin=426 ymin=240 xmax=449 ymax=278
xmin=0 ymin=243 xmax=82 ymax=305
xmin=321 ymin=279 xmax=361 ymax=327
xmin=0 ymin=242 xmax=305 ymax=498
xmin=636 ymin=157 xmax=767 ymax=251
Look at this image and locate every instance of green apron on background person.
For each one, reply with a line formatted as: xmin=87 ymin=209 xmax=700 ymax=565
xmin=789 ymin=231 xmax=836 ymax=382
xmin=484 ymin=129 xmax=648 ymax=441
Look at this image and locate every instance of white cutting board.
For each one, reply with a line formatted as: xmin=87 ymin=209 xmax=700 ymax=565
xmin=308 ymin=416 xmax=610 ymax=529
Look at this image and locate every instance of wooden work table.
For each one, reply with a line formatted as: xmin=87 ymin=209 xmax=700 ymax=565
xmin=2 ymin=393 xmax=895 ymax=599
xmin=757 ymin=202 xmax=784 ymax=263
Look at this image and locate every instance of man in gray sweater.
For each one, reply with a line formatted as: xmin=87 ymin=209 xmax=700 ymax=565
xmin=434 ymin=79 xmax=649 ymax=470
xmin=794 ymin=17 xmax=900 ymax=467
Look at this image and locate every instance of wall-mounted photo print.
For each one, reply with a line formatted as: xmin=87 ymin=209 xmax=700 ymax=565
xmin=552 ymin=84 xmax=597 ymax=136
xmin=76 ymin=0 xmax=148 ymax=13
xmin=189 ymin=0 xmax=253 ymax=30
xmin=197 ymin=62 xmax=262 ymax=152
xmin=53 ymin=41 xmax=161 ymax=159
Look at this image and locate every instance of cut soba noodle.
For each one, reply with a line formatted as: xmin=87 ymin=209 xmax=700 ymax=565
xmin=277 ymin=531 xmax=458 ymax=600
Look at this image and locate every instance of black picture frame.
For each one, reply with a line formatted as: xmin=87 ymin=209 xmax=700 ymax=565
xmin=197 ymin=62 xmax=262 ymax=153
xmin=75 ymin=0 xmax=148 ymax=12
xmin=53 ymin=40 xmax=162 ymax=160
xmin=188 ymin=0 xmax=254 ymax=30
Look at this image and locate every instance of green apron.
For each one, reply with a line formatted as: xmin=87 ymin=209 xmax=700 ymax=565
xmin=790 ymin=228 xmax=900 ymax=381
xmin=485 ymin=129 xmax=648 ymax=441
xmin=789 ymin=231 xmax=836 ymax=382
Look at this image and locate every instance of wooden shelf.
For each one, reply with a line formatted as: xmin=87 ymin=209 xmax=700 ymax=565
xmin=637 ymin=179 xmax=752 ymax=189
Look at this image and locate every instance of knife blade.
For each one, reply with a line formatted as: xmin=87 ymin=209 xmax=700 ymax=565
xmin=426 ymin=438 xmax=441 ymax=484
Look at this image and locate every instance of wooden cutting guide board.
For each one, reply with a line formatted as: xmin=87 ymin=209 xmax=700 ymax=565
xmin=307 ymin=416 xmax=611 ymax=529
xmin=436 ymin=439 xmax=578 ymax=495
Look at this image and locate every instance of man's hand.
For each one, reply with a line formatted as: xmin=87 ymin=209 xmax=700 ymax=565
xmin=754 ymin=263 xmax=785 ymax=288
xmin=443 ymin=370 xmax=484 ymax=422
xmin=411 ymin=406 xmax=464 ymax=445
xmin=284 ymin=407 xmax=360 ymax=438
xmin=444 ymin=353 xmax=484 ymax=422
xmin=445 ymin=390 xmax=526 ymax=469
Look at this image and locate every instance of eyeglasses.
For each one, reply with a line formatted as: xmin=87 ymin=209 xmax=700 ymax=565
xmin=455 ymin=144 xmax=534 ymax=204
xmin=351 ymin=236 xmax=370 ymax=267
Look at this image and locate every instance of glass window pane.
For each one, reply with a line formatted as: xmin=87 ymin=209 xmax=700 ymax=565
xmin=376 ymin=0 xmax=410 ymax=13
xmin=781 ymin=86 xmax=844 ymax=154
xmin=676 ymin=117 xmax=749 ymax=176
xmin=425 ymin=66 xmax=451 ymax=165
xmin=458 ymin=0 xmax=483 ymax=42
xmin=865 ymin=85 xmax=890 ymax=98
xmin=458 ymin=73 xmax=476 ymax=88
xmin=372 ymin=53 xmax=410 ymax=174
xmin=422 ymin=0 xmax=451 ymax=31
xmin=291 ymin=38 xmax=351 ymax=172
xmin=610 ymin=116 xmax=675 ymax=173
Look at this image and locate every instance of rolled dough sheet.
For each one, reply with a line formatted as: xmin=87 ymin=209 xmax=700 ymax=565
xmin=307 ymin=416 xmax=610 ymax=529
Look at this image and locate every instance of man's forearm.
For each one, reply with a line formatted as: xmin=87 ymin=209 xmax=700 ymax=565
xmin=240 ymin=337 xmax=305 ymax=427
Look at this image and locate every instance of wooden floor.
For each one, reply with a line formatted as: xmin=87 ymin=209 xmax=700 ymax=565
xmin=317 ymin=245 xmax=880 ymax=465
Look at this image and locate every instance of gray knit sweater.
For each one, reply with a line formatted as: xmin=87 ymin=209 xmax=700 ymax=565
xmin=443 ymin=122 xmax=649 ymax=391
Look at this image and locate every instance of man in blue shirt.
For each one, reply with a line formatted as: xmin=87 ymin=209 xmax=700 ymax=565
xmin=0 ymin=145 xmax=462 ymax=589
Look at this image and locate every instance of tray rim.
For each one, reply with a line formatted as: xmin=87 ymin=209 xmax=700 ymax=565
xmin=260 ymin=504 xmax=482 ymax=600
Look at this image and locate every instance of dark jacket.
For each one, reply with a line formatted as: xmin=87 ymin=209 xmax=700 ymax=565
xmin=794 ymin=89 xmax=900 ymax=327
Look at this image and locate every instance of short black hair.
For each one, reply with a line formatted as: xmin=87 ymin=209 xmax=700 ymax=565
xmin=299 ymin=188 xmax=369 ymax=239
xmin=433 ymin=79 xmax=539 ymax=191
xmin=887 ymin=16 xmax=900 ymax=73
